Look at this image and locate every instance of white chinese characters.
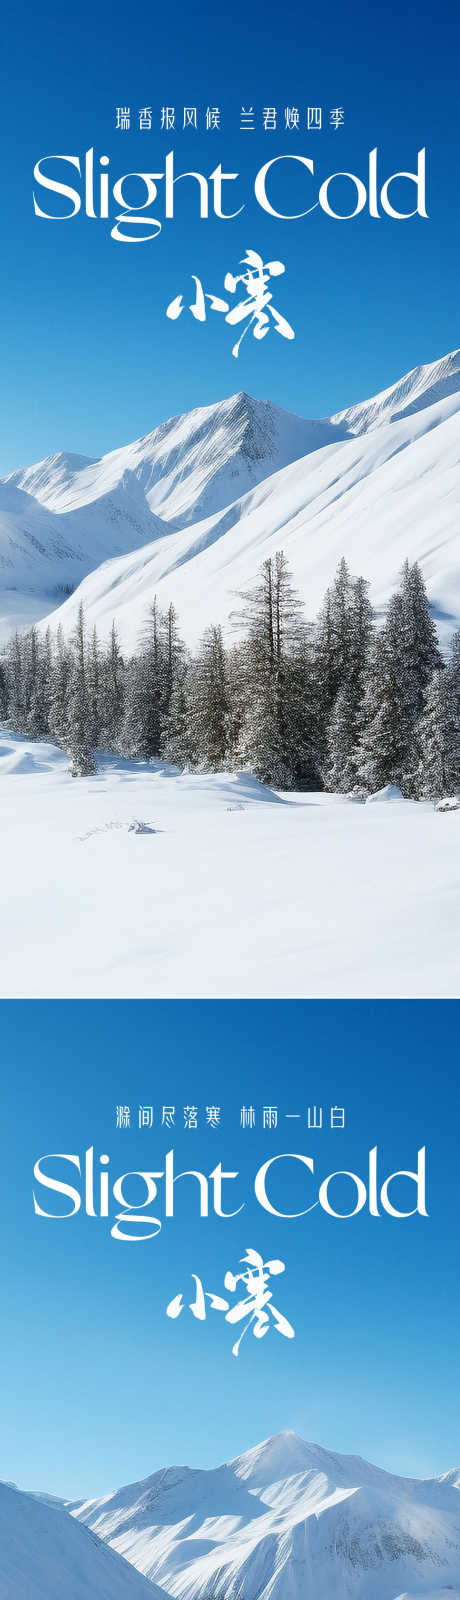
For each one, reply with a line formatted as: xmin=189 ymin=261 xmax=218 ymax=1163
xmin=166 ymin=249 xmax=295 ymax=358
xmin=167 ymin=1247 xmax=295 ymax=1357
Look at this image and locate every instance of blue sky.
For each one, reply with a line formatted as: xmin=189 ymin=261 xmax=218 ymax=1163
xmin=1 ymin=0 xmax=459 ymax=472
xmin=0 ymin=1001 xmax=458 ymax=1498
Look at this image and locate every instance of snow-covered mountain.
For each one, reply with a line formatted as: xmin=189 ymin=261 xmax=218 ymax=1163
xmin=0 ymin=394 xmax=336 ymax=640
xmin=0 ymin=1477 xmax=167 ymax=1599
xmin=331 ymin=347 xmax=460 ymax=434
xmin=7 ymin=393 xmax=343 ymax=528
xmin=2 ymin=349 xmax=460 ymax=647
xmin=68 ymin=1430 xmax=460 ymax=1600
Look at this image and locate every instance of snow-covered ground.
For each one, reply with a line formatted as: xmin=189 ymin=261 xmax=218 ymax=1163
xmin=1 ymin=734 xmax=458 ymax=999
xmin=68 ymin=1429 xmax=460 ymax=1600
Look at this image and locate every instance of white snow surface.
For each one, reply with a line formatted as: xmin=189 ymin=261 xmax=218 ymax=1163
xmin=0 ymin=1477 xmax=166 ymax=1599
xmin=68 ymin=1430 xmax=460 ymax=1600
xmin=1 ymin=349 xmax=459 ymax=647
xmin=0 ymin=734 xmax=458 ymax=999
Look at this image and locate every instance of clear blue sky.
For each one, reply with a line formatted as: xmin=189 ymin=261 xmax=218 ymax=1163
xmin=0 ymin=1001 xmax=458 ymax=1499
xmin=1 ymin=0 xmax=459 ymax=473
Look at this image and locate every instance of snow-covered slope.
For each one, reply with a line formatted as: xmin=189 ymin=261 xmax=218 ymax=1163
xmin=0 ymin=472 xmax=167 ymax=641
xmin=7 ymin=393 xmax=344 ymax=526
xmin=2 ymin=349 xmax=460 ymax=647
xmin=42 ymin=372 xmax=460 ymax=650
xmin=69 ymin=1430 xmax=460 ymax=1600
xmin=332 ymin=347 xmax=460 ymax=433
xmin=0 ymin=1477 xmax=166 ymax=1599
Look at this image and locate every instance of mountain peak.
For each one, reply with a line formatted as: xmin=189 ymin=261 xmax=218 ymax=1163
xmin=228 ymin=1428 xmax=316 ymax=1484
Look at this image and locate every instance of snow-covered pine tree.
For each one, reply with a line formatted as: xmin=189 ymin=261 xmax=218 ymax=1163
xmin=236 ymin=551 xmax=319 ymax=787
xmin=0 ymin=654 xmax=8 ymax=720
xmin=48 ymin=626 xmax=72 ymax=746
xmin=357 ymin=564 xmax=441 ymax=795
xmin=357 ymin=592 xmax=414 ymax=792
xmin=326 ymin=679 xmax=362 ymax=793
xmin=86 ymin=626 xmax=102 ymax=749
xmin=185 ymin=624 xmax=230 ymax=769
xmin=40 ymin=629 xmax=54 ymax=735
xmin=123 ymin=596 xmax=165 ymax=760
xmin=67 ymin=604 xmax=96 ymax=775
xmin=314 ymin=559 xmax=358 ymax=763
xmin=100 ymin=620 xmax=124 ymax=749
xmin=160 ymin=603 xmax=185 ymax=740
xmin=6 ymin=632 xmax=26 ymax=731
xmin=416 ymin=653 xmax=460 ymax=799
xmin=163 ymin=666 xmax=194 ymax=767
xmin=224 ymin=641 xmax=248 ymax=769
xmin=325 ymin=575 xmax=374 ymax=791
xmin=400 ymin=559 xmax=442 ymax=723
xmin=22 ymin=627 xmax=48 ymax=738
xmin=449 ymin=627 xmax=460 ymax=710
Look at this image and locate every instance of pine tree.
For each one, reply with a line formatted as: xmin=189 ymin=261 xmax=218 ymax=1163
xmin=67 ymin=605 xmax=96 ymax=776
xmin=6 ymin=632 xmax=25 ymax=731
xmin=124 ymin=597 xmax=165 ymax=759
xmin=49 ymin=626 xmax=72 ymax=746
xmin=161 ymin=604 xmax=184 ymax=731
xmin=449 ymin=628 xmax=460 ymax=712
xmin=399 ymin=559 xmax=442 ymax=723
xmin=358 ymin=593 xmax=414 ymax=792
xmin=417 ymin=661 xmax=460 ymax=799
xmin=325 ymin=575 xmax=374 ymax=791
xmin=186 ymin=625 xmax=230 ymax=768
xmin=23 ymin=628 xmax=47 ymax=738
xmin=236 ymin=551 xmax=319 ymax=787
xmin=87 ymin=626 xmax=102 ymax=748
xmin=0 ymin=655 xmax=8 ymax=720
xmin=357 ymin=564 xmax=441 ymax=795
xmin=101 ymin=620 xmax=124 ymax=749
xmin=314 ymin=559 xmax=359 ymax=763
xmin=326 ymin=680 xmax=362 ymax=793
xmin=163 ymin=666 xmax=194 ymax=767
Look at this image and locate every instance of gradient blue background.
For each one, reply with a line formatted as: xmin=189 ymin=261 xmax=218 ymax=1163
xmin=0 ymin=1001 xmax=458 ymax=1498
xmin=1 ymin=0 xmax=458 ymax=1511
xmin=1 ymin=0 xmax=459 ymax=472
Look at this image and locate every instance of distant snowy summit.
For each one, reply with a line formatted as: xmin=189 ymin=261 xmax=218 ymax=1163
xmin=1 ymin=347 xmax=460 ymax=647
xmin=64 ymin=1427 xmax=460 ymax=1600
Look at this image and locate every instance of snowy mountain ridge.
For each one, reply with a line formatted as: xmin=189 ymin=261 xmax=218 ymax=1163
xmin=1 ymin=347 xmax=460 ymax=647
xmin=5 ymin=391 xmax=346 ymax=525
xmin=0 ymin=1476 xmax=167 ymax=1600
xmin=66 ymin=1428 xmax=460 ymax=1600
xmin=331 ymin=347 xmax=460 ymax=434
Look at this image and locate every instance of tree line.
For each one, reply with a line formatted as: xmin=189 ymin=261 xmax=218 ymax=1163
xmin=0 ymin=553 xmax=459 ymax=798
